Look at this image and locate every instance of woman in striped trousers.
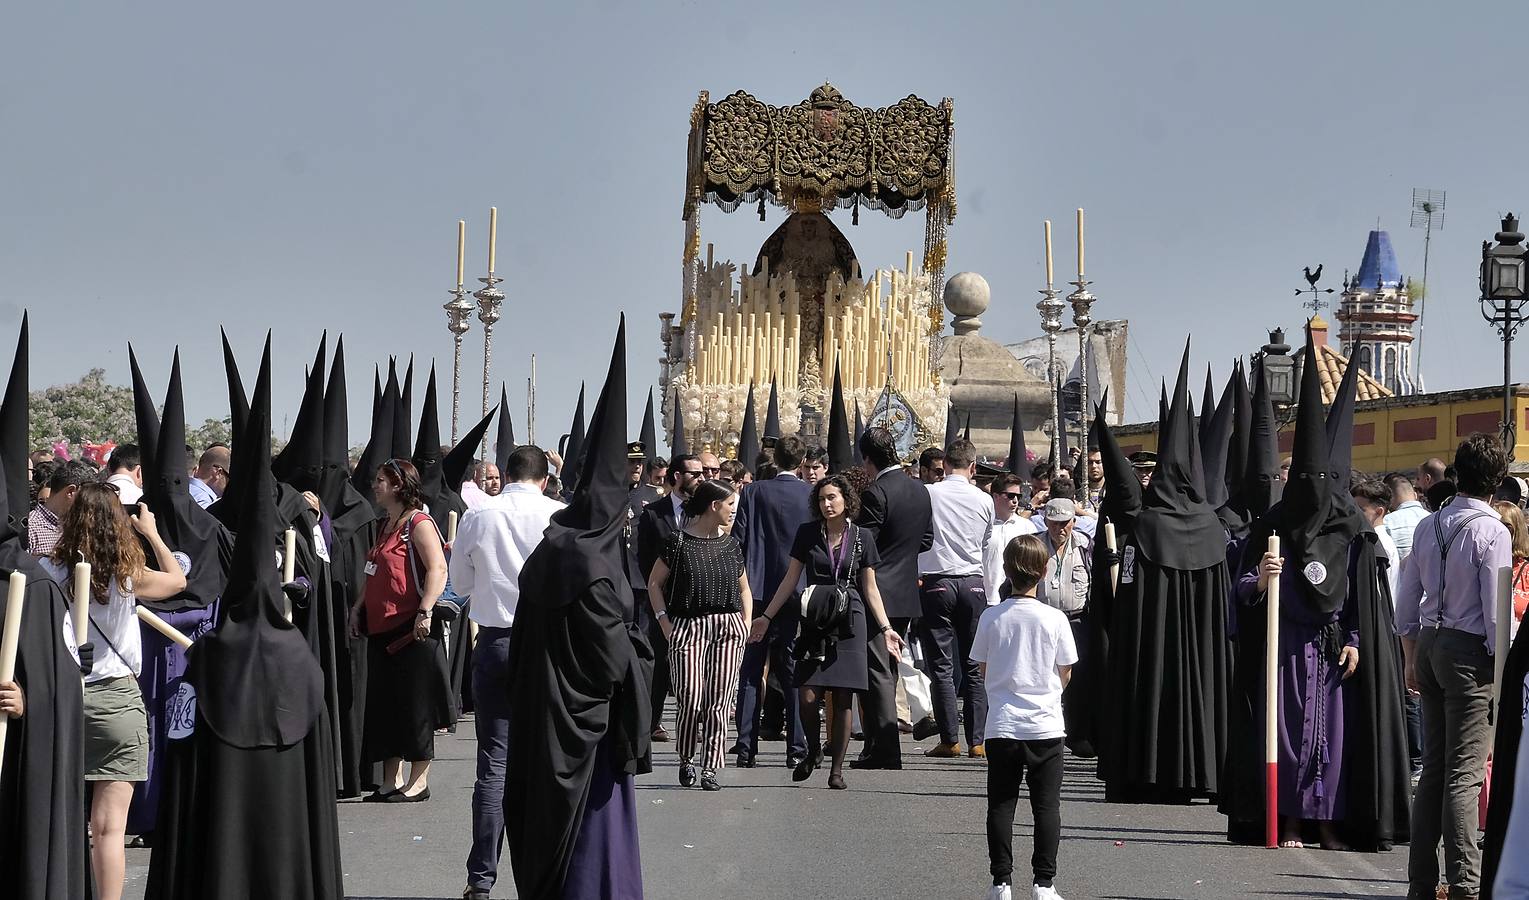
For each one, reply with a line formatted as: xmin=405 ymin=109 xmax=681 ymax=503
xmin=646 ymin=479 xmax=753 ymax=791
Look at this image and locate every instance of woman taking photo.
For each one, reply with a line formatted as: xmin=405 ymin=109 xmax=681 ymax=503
xmin=44 ymin=486 xmax=186 ymax=900
xmin=750 ymin=474 xmax=902 ymax=790
xmin=647 ymin=478 xmax=752 ymax=791
xmin=350 ymin=459 xmax=452 ymax=802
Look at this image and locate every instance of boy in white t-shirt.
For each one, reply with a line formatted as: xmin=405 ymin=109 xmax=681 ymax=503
xmin=970 ymin=533 xmax=1078 ymax=900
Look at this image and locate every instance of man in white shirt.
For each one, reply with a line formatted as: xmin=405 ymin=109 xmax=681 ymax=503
xmin=1353 ymin=479 xmax=1400 ymax=596
xmin=104 ymin=444 xmax=144 ymax=505
xmin=918 ymin=439 xmax=996 ymax=758
xmin=972 ymin=532 xmax=1076 ymax=900
xmin=450 ymin=445 xmax=564 ymax=900
xmin=983 ymin=473 xmax=1039 ymax=604
xmin=1384 ymin=473 xmax=1429 ymax=561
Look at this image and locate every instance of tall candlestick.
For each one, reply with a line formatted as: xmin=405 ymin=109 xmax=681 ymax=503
xmin=72 ymin=562 xmax=90 ymax=648
xmin=1044 ymin=220 xmax=1054 ymax=286
xmin=488 ymin=206 xmax=498 ymax=274
xmin=456 ymin=219 xmax=466 ymax=288
xmin=0 ymin=571 xmax=26 ymax=782
xmin=1076 ymin=207 xmax=1085 ymax=277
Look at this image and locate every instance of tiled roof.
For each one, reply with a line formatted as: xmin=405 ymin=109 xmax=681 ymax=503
xmin=1297 ymin=340 xmax=1394 ymax=404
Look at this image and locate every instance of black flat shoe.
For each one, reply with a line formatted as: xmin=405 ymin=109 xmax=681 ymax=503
xmin=679 ymin=764 xmax=697 ymax=787
xmin=792 ymin=757 xmax=817 ymax=782
xmin=363 ymin=789 xmax=400 ymax=803
xmin=699 ymin=771 xmax=721 ymax=791
xmin=785 ymin=754 xmax=805 ymax=769
xmin=911 ymin=717 xmax=940 ymax=741
xmin=735 ymin=753 xmax=754 ymax=769
xmin=386 ymin=787 xmax=431 ymax=803
xmin=827 ymin=773 xmax=847 ymax=790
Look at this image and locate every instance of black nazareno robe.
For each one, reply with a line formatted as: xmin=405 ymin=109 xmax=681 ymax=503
xmin=0 ymin=546 xmax=91 ymax=900
xmin=1483 ymin=613 xmax=1529 ymax=896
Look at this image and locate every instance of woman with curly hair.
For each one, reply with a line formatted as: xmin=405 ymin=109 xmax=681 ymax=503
xmin=41 ymin=484 xmax=186 ymax=900
xmin=349 ymin=459 xmax=452 ymax=802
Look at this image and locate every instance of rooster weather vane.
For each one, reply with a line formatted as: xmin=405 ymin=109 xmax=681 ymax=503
xmin=1296 ymin=264 xmax=1335 ymax=314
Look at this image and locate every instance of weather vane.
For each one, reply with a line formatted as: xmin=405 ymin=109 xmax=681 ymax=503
xmin=1295 ymin=264 xmax=1335 ymax=314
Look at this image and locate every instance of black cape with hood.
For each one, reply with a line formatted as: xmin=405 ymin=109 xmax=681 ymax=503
xmin=144 ymin=335 xmax=344 ymax=900
xmin=1219 ymin=323 xmax=1410 ymax=850
xmin=826 ymin=362 xmax=853 ymax=474
xmin=737 ymin=382 xmax=760 ymax=473
xmin=495 ymin=383 xmax=517 ymax=475
xmin=670 ymin=386 xmax=687 ymax=457
xmin=1098 ymin=343 xmax=1231 ymax=803
xmin=1484 ymin=623 xmax=1529 ymax=895
xmin=0 ymin=314 xmax=92 ymax=900
xmin=505 ymin=315 xmax=653 ymax=899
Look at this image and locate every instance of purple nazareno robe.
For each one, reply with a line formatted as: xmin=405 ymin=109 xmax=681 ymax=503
xmin=128 ymin=602 xmax=219 ymax=835
xmin=1237 ymin=545 xmax=1359 ymax=822
xmin=561 ymin=737 xmax=643 ymax=900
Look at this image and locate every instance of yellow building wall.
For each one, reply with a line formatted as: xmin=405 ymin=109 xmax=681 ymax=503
xmin=1113 ymin=392 xmax=1529 ymax=475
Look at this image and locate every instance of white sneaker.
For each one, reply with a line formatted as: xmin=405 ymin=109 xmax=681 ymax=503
xmin=1031 ymin=885 xmax=1066 ymax=900
xmin=984 ymin=885 xmax=1012 ymax=900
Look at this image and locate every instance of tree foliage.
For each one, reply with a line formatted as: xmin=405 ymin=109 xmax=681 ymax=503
xmin=27 ymin=369 xmax=234 ymax=455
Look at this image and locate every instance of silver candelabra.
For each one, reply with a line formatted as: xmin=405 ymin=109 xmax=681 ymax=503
xmin=443 ymin=285 xmax=475 ymax=442
xmin=474 ymin=272 xmax=505 ymax=459
xmin=1068 ymin=275 xmax=1097 ymax=492
xmin=1037 ymin=284 xmax=1066 ymax=468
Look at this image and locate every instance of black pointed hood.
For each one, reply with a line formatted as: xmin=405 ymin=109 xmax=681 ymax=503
xmin=221 ymin=328 xmax=250 ymax=448
xmin=208 ymin=333 xmax=272 ymax=529
xmin=672 ymin=386 xmax=687 ymax=456
xmin=388 ymin=359 xmax=412 ymax=460
xmin=639 ymin=389 xmax=657 ymax=464
xmin=1275 ymin=323 xmax=1361 ymax=615
xmin=1197 ymin=367 xmax=1217 ymax=454
xmin=1199 ymin=367 xmax=1238 ymax=511
xmin=738 ymin=382 xmax=760 ymax=473
xmin=1007 ymin=394 xmax=1029 ymax=476
xmin=193 ymin=336 xmax=324 ymax=749
xmin=1135 ymin=341 xmax=1226 ymax=570
xmin=411 ymin=364 xmax=453 ymax=520
xmin=561 ymin=384 xmax=587 ymax=493
xmin=1325 ymin=342 xmax=1360 ymax=495
xmin=352 ymin=363 xmax=394 ymax=506
xmin=317 ymin=335 xmax=353 ymax=513
xmin=521 ymin=317 xmax=630 ymax=598
xmin=1220 ymin=361 xmax=1252 ymax=527
xmin=145 ymin=352 xmax=231 ymax=612
xmin=963 ymin=412 xmax=972 ymax=443
xmin=272 ymin=334 xmax=326 ymax=493
xmin=763 ymin=380 xmax=782 ymax=440
xmin=0 ymin=315 xmax=29 ymax=539
xmin=1054 ymin=376 xmax=1070 ymax=467
xmin=944 ymin=402 xmax=959 ymax=449
xmin=495 ymin=383 xmax=517 ymax=475
xmin=444 ymin=407 xmax=498 ymax=504
xmin=128 ymin=345 xmax=160 ymax=483
xmin=1240 ymin=359 xmax=1284 ymax=520
xmin=852 ymin=401 xmax=864 ymax=466
xmin=826 ymin=362 xmax=853 ymax=474
xmin=1093 ymin=392 xmax=1142 ymax=528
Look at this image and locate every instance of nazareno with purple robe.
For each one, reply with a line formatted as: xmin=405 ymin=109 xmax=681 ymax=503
xmin=504 ymin=315 xmax=653 ymax=900
xmin=1218 ymin=321 xmax=1411 ymax=850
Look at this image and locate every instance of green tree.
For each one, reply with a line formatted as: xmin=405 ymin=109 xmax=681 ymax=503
xmin=29 ymin=369 xmax=136 ymax=450
xmin=187 ymin=417 xmax=232 ymax=450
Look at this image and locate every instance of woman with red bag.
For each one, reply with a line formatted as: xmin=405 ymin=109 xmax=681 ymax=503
xmin=349 ymin=459 xmax=452 ymax=802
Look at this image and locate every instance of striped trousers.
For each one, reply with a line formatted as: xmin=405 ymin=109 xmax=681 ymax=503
xmin=668 ymin=612 xmax=748 ymax=774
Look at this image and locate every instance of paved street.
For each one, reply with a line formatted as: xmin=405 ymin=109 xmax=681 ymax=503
xmin=122 ymin=719 xmax=1412 ymax=899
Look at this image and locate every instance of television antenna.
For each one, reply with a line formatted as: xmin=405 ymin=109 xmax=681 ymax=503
xmin=1410 ymin=188 xmax=1445 ymax=391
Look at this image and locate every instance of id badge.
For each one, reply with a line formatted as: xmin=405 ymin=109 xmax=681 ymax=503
xmin=363 ymin=561 xmax=378 ymax=576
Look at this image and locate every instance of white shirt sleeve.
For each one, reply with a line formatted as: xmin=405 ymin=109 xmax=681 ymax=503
xmin=1495 ymin=719 xmax=1529 ymax=898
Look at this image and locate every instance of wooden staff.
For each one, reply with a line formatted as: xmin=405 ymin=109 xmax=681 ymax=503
xmin=282 ymin=528 xmax=296 ymax=622
xmin=1264 ymin=535 xmax=1280 ymax=850
xmin=1103 ymin=522 xmax=1119 ymax=590
xmin=0 ymin=572 xmax=27 ymax=782
xmin=447 ymin=510 xmax=458 ymax=544
xmin=136 ymin=606 xmax=193 ymax=650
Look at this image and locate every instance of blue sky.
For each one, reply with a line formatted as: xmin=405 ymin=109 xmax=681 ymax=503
xmin=3 ymin=1 xmax=1524 ymax=446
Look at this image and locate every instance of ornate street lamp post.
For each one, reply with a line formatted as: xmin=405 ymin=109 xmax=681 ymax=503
xmin=1480 ymin=213 xmax=1529 ymax=460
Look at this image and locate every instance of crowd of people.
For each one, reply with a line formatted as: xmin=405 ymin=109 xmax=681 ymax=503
xmin=7 ymin=318 xmax=1529 ymax=900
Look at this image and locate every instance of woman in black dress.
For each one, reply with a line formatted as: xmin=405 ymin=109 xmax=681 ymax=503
xmin=750 ymin=475 xmax=902 ymax=789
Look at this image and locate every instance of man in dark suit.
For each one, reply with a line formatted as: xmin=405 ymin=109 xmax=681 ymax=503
xmin=853 ymin=426 xmax=934 ymax=769
xmin=634 ymin=452 xmax=703 ymax=743
xmin=732 ymin=436 xmax=812 ymax=769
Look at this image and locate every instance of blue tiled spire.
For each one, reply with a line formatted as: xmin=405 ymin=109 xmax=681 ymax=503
xmin=1353 ymin=230 xmax=1402 ymax=290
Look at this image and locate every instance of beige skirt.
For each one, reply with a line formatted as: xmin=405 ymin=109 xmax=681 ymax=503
xmin=83 ymin=675 xmax=148 ymax=782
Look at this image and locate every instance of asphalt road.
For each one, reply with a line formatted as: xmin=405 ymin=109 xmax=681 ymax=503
xmin=122 ymin=720 xmax=1412 ymax=900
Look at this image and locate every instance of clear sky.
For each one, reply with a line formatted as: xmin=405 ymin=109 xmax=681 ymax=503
xmin=4 ymin=1 xmax=1524 ymax=447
